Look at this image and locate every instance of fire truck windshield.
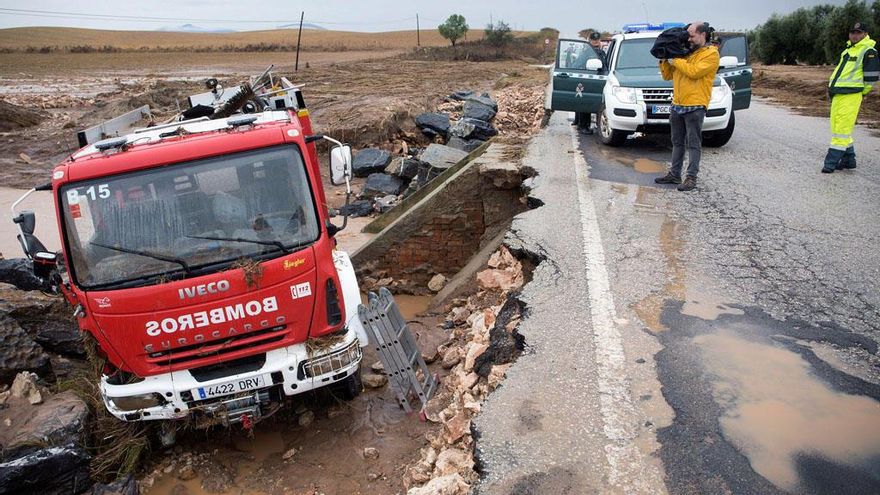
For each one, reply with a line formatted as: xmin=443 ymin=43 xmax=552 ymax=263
xmin=60 ymin=145 xmax=320 ymax=289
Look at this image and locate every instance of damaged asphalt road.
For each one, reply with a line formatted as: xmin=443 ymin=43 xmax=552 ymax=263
xmin=473 ymin=101 xmax=880 ymax=494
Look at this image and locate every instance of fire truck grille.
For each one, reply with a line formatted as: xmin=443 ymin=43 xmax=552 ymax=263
xmin=641 ymin=88 xmax=673 ymax=103
xmin=146 ymin=325 xmax=288 ymax=367
xmin=301 ymin=340 xmax=361 ymax=379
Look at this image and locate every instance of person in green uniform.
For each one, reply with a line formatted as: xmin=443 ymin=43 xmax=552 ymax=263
xmin=823 ymin=21 xmax=878 ymax=173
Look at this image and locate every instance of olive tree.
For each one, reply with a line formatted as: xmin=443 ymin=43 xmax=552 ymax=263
xmin=439 ymin=14 xmax=469 ymax=46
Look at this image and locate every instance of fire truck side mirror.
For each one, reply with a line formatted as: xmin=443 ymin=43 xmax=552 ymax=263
xmin=13 ymin=210 xmax=36 ymax=235
xmin=329 ymin=144 xmax=352 ymax=186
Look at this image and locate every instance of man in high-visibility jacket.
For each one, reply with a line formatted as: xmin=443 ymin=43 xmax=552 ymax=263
xmin=823 ymin=21 xmax=878 ymax=173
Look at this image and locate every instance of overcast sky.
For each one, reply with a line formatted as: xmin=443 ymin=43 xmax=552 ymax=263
xmin=0 ymin=0 xmax=851 ymax=34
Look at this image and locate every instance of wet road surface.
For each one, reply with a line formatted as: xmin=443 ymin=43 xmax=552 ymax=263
xmin=475 ymin=101 xmax=880 ymax=494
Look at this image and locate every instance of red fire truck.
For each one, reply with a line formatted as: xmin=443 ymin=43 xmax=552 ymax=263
xmin=11 ymin=71 xmax=366 ymax=432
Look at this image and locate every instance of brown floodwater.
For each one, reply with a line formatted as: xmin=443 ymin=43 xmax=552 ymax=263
xmin=633 ymin=158 xmax=666 ymax=174
xmin=696 ymin=331 xmax=880 ymax=492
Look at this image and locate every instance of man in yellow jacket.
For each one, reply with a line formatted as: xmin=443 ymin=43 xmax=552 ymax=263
xmin=822 ymin=21 xmax=878 ymax=173
xmin=654 ymin=22 xmax=720 ymax=191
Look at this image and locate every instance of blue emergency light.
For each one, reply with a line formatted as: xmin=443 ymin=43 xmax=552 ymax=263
xmin=622 ymin=22 xmax=686 ymax=33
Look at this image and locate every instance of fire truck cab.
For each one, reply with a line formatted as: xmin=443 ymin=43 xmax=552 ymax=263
xmin=12 ymin=76 xmax=366 ymax=429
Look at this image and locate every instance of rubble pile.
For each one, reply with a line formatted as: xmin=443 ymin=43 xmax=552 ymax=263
xmin=348 ymin=89 xmax=513 ymax=219
xmin=0 ymin=267 xmax=112 ymax=494
xmin=492 ymin=84 xmax=547 ymax=140
xmin=402 ymin=246 xmax=526 ymax=495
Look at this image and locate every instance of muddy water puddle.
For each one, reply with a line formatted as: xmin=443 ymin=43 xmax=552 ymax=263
xmin=697 ymin=331 xmax=880 ymax=492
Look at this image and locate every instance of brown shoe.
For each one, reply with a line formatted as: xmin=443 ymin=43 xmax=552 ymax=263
xmin=654 ymin=173 xmax=682 ymax=184
xmin=677 ymin=176 xmax=697 ymax=191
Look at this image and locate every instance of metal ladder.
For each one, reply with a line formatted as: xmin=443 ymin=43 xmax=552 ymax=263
xmin=358 ymin=287 xmax=438 ymax=415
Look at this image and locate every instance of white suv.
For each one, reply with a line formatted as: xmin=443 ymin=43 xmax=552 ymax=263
xmin=548 ymin=27 xmax=752 ymax=147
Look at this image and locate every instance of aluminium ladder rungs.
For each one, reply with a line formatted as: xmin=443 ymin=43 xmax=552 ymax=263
xmin=358 ymin=287 xmax=438 ymax=414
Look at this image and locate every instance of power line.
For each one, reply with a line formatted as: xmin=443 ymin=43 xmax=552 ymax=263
xmin=0 ymin=7 xmax=416 ymax=26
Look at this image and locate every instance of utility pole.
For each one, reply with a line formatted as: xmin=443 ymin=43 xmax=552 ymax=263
xmin=295 ymin=11 xmax=304 ymax=71
xmin=416 ymin=14 xmax=420 ymax=46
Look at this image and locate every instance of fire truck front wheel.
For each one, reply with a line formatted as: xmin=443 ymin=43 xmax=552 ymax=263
xmin=333 ymin=367 xmax=363 ymax=401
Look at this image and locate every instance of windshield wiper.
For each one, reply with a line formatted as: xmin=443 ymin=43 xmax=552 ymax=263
xmin=186 ymin=234 xmax=291 ymax=254
xmin=90 ymin=241 xmax=192 ymax=275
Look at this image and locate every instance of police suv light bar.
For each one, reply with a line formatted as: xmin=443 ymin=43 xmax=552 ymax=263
xmin=622 ymin=22 xmax=686 ymax=33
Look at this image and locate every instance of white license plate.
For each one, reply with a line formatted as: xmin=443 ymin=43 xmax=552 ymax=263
xmin=652 ymin=105 xmax=671 ymax=114
xmin=192 ymin=373 xmax=270 ymax=400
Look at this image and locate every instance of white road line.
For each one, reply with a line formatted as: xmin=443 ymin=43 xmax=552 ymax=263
xmin=570 ymin=128 xmax=665 ymax=493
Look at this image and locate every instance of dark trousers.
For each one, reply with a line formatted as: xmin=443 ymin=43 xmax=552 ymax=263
xmin=670 ymin=108 xmax=706 ymax=179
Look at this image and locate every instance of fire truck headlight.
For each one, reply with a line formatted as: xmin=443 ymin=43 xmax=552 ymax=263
xmin=110 ymin=393 xmax=165 ymax=411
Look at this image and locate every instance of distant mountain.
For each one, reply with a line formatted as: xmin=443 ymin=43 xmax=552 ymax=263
xmin=277 ymin=23 xmax=326 ymax=30
xmin=156 ymin=24 xmax=236 ymax=33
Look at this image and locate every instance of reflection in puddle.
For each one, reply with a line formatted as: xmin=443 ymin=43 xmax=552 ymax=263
xmin=696 ymin=332 xmax=880 ymax=492
xmin=681 ymin=299 xmax=744 ymax=321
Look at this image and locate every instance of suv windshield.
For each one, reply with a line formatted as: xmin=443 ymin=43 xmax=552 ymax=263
xmin=61 ymin=145 xmax=319 ymax=289
xmin=616 ymin=38 xmax=660 ymax=69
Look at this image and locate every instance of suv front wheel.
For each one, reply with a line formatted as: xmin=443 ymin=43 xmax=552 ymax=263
xmin=703 ymin=111 xmax=735 ymax=148
xmin=597 ymin=105 xmax=629 ymax=146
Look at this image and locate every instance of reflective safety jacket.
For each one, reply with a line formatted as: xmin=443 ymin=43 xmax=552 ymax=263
xmin=829 ymin=35 xmax=878 ymax=95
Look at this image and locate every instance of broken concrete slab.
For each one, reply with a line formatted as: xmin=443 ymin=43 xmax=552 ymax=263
xmin=446 ymin=137 xmax=485 ymax=153
xmin=0 ymin=445 xmax=92 ymax=495
xmin=88 ymin=475 xmax=138 ymax=495
xmin=450 ymin=118 xmax=498 ymax=142
xmin=0 ymin=284 xmax=83 ymax=356
xmin=415 ymin=113 xmax=451 ymax=137
xmin=448 ymin=90 xmax=475 ymax=101
xmin=339 ymin=199 xmax=373 ymax=218
xmin=352 ymin=148 xmax=392 ymax=178
xmin=360 ymin=173 xmax=405 ymax=199
xmin=0 ymin=390 xmax=88 ymax=460
xmin=0 ymin=316 xmax=51 ymax=384
xmin=479 ymin=161 xmax=523 ymax=189
xmin=463 ymin=100 xmax=496 ymax=122
xmin=419 ymin=144 xmax=468 ymax=173
xmin=465 ymin=93 xmax=498 ymax=111
xmin=0 ymin=259 xmax=49 ymax=292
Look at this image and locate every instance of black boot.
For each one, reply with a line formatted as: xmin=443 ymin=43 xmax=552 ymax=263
xmin=822 ymin=148 xmax=845 ymax=173
xmin=837 ymin=146 xmax=857 ymax=169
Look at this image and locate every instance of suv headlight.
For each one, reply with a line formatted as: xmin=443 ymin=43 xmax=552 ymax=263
xmin=110 ymin=393 xmax=164 ymax=411
xmin=612 ymin=85 xmax=637 ymax=104
xmin=710 ymin=85 xmax=730 ymax=104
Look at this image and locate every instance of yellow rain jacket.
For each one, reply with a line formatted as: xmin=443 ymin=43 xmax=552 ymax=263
xmin=659 ymin=45 xmax=720 ymax=107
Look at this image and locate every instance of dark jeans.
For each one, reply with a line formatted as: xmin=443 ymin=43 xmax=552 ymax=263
xmin=670 ymin=108 xmax=706 ymax=179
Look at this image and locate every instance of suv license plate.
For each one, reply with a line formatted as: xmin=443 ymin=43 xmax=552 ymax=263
xmin=652 ymin=105 xmax=671 ymax=114
xmin=192 ymin=374 xmax=270 ymax=400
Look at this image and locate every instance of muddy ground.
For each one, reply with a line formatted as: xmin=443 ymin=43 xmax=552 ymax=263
xmin=0 ymin=51 xmax=547 ymax=193
xmin=753 ymin=63 xmax=880 ymax=133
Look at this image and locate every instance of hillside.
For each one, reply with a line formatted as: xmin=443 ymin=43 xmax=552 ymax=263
xmin=0 ymin=26 xmax=494 ymax=51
